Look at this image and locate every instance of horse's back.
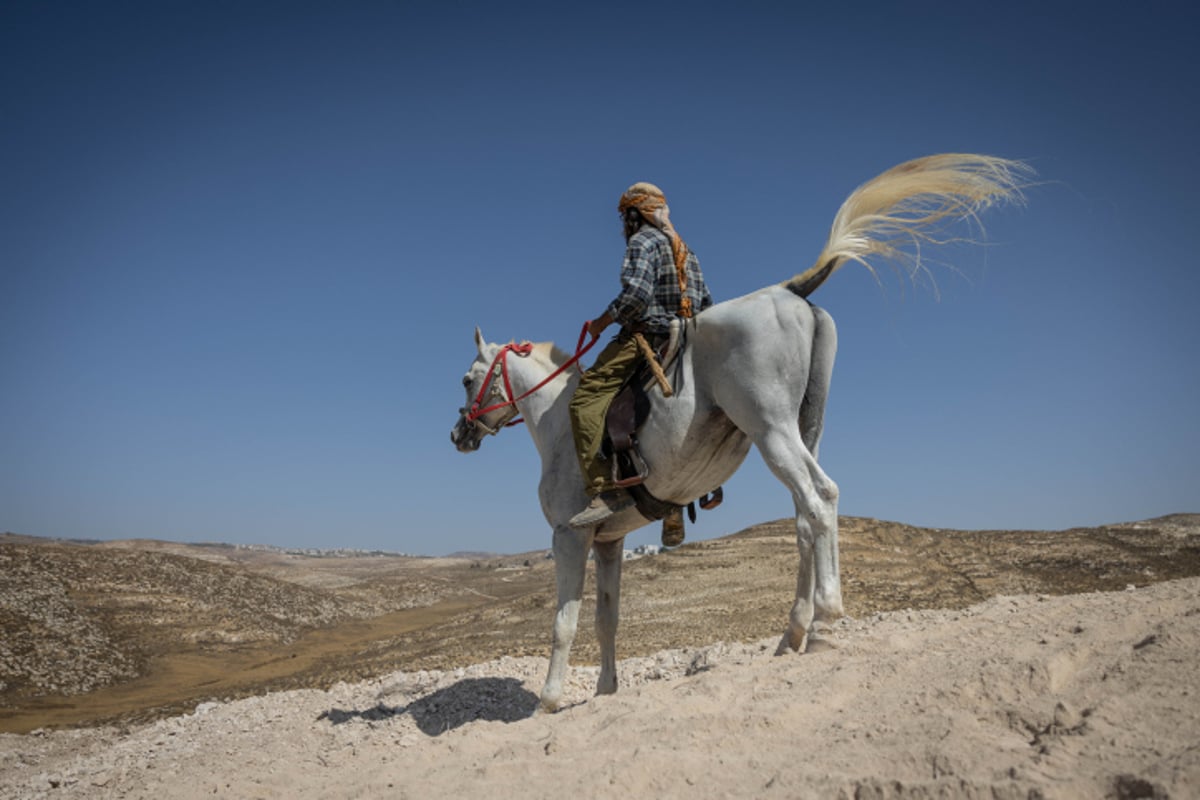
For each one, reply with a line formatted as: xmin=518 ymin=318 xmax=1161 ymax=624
xmin=696 ymin=284 xmax=825 ymax=344
xmin=693 ymin=285 xmax=830 ymax=397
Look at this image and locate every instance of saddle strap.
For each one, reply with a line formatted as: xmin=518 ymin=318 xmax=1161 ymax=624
xmin=633 ymin=332 xmax=673 ymax=397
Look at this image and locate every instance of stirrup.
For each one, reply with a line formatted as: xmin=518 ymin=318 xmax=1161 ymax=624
xmin=611 ymin=448 xmax=649 ymax=489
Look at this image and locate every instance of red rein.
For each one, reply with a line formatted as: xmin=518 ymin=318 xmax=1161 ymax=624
xmin=467 ymin=321 xmax=598 ymax=428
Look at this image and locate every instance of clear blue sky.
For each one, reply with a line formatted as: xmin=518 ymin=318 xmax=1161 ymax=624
xmin=2 ymin=2 xmax=1197 ymax=554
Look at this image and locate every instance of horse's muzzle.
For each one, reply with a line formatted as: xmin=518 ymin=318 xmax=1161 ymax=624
xmin=451 ymin=416 xmax=482 ymax=452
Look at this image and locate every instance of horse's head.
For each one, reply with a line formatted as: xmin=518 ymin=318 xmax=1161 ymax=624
xmin=450 ymin=327 xmax=520 ymax=453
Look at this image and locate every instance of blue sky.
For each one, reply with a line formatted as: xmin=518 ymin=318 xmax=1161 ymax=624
xmin=2 ymin=2 xmax=1197 ymax=554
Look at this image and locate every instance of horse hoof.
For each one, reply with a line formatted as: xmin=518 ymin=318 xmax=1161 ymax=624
xmin=804 ymin=635 xmax=837 ymax=653
xmin=774 ymin=632 xmax=808 ymax=655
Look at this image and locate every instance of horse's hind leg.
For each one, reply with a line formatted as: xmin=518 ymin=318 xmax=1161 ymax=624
xmin=752 ymin=428 xmax=840 ymax=653
xmin=592 ymin=538 xmax=623 ymax=696
xmin=799 ymin=304 xmax=836 ymax=461
xmin=799 ymin=304 xmax=842 ymax=621
xmin=540 ymin=526 xmax=590 ymax=712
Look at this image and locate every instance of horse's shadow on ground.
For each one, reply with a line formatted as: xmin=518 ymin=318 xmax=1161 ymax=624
xmin=318 ymin=677 xmax=539 ymax=736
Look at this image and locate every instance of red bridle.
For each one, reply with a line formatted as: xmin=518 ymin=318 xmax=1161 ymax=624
xmin=465 ymin=321 xmax=598 ymax=431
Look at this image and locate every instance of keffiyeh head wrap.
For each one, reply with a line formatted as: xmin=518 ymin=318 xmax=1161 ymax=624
xmin=618 ymin=182 xmax=693 ymax=318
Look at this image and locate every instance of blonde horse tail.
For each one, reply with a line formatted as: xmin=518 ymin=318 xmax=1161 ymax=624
xmin=785 ymin=153 xmax=1033 ymax=298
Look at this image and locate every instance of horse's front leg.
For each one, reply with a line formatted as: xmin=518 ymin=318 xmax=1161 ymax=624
xmin=592 ymin=537 xmax=624 ymax=695
xmin=540 ymin=525 xmax=590 ymax=712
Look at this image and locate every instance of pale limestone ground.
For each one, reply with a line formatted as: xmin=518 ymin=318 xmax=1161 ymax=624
xmin=3 ymin=577 xmax=1197 ymax=800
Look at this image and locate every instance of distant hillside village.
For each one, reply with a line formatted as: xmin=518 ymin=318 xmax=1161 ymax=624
xmin=2 ymin=532 xmax=665 ymax=562
xmin=231 ymin=542 xmax=666 ymax=561
xmin=226 ymin=542 xmax=419 ymax=559
xmin=626 ymin=543 xmax=662 ymax=559
xmin=578 ymin=543 xmax=662 ymax=561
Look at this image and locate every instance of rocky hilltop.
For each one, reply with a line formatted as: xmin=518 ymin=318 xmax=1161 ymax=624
xmin=2 ymin=514 xmax=1198 ymax=733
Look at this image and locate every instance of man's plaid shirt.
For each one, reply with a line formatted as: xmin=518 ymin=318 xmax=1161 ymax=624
xmin=607 ymin=226 xmax=712 ymax=335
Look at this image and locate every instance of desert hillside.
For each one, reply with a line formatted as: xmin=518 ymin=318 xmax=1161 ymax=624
xmin=2 ymin=514 xmax=1197 ymax=735
xmin=0 ymin=531 xmax=1197 ymax=798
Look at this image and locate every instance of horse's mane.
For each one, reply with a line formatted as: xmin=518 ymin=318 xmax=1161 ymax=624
xmin=531 ymin=341 xmax=572 ymax=367
xmin=785 ymin=154 xmax=1034 ymax=298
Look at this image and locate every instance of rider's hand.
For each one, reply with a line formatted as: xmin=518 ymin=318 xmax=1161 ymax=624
xmin=587 ymin=312 xmax=613 ymax=339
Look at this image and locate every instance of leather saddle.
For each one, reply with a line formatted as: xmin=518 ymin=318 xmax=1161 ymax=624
xmin=600 ymin=322 xmax=723 ymax=532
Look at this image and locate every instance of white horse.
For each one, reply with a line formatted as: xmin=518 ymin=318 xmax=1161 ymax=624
xmin=451 ymin=154 xmax=1029 ymax=712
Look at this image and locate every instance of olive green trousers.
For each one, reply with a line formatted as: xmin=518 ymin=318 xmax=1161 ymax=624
xmin=569 ymin=333 xmax=644 ymax=496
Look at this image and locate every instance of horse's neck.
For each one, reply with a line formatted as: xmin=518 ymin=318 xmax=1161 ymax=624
xmin=509 ymin=348 xmax=577 ymax=460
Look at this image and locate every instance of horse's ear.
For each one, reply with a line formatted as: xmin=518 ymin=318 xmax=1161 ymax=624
xmin=474 ymin=326 xmax=486 ymax=355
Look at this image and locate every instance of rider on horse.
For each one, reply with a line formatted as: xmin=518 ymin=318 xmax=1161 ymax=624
xmin=567 ymin=182 xmax=713 ymax=529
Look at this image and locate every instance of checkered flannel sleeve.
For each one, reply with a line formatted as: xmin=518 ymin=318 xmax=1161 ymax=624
xmin=607 ymin=229 xmax=676 ymax=330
